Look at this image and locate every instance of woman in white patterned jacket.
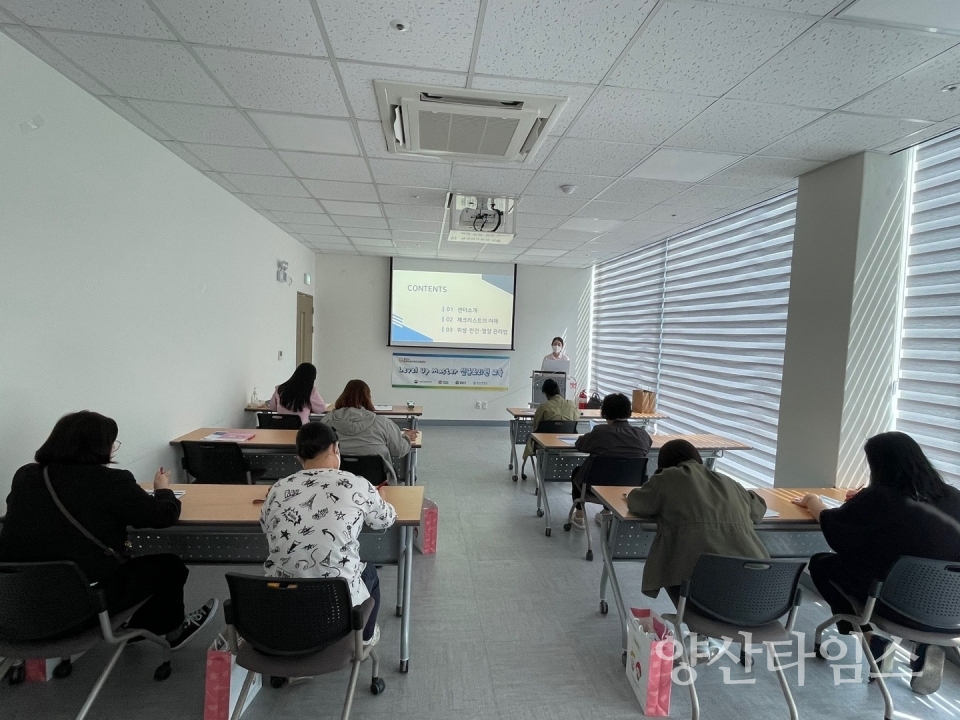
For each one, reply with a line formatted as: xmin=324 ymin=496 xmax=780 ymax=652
xmin=260 ymin=422 xmax=397 ymax=646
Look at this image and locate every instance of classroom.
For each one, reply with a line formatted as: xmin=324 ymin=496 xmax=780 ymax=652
xmin=1 ymin=1 xmax=959 ymax=719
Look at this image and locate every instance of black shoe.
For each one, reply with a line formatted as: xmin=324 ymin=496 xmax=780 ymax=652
xmin=911 ymin=644 xmax=944 ymax=696
xmin=168 ymin=598 xmax=219 ymax=651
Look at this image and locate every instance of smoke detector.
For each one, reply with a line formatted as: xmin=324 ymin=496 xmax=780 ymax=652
xmin=374 ymin=80 xmax=566 ymax=163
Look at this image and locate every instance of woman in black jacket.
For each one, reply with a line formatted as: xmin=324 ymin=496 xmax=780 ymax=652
xmin=795 ymin=431 xmax=960 ymax=695
xmin=0 ymin=411 xmax=216 ymax=648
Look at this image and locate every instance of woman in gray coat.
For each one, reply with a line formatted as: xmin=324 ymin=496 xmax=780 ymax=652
xmin=320 ymin=379 xmax=415 ymax=485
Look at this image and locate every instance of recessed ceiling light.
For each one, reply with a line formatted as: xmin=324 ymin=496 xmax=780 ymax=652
xmin=389 ymin=20 xmax=410 ymax=32
xmin=942 ymin=84 xmax=959 ymax=93
xmin=629 ymin=148 xmax=742 ymax=183
xmin=558 ymin=217 xmax=622 ymax=233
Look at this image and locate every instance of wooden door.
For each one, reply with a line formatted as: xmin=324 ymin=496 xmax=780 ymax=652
xmin=296 ymin=292 xmax=313 ymax=365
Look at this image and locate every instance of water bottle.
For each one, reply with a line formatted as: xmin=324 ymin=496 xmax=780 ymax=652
xmin=251 ymin=387 xmax=260 ymax=406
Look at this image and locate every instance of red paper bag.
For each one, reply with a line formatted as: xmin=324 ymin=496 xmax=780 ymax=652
xmin=413 ymin=498 xmax=438 ymax=555
xmin=626 ymin=607 xmax=674 ymax=716
xmin=204 ymin=634 xmax=261 ymax=720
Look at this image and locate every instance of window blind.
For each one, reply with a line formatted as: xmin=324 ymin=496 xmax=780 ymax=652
xmin=592 ymin=192 xmax=797 ymax=486
xmin=897 ymin=130 xmax=960 ymax=486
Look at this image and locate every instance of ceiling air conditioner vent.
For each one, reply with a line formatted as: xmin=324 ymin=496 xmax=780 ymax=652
xmin=374 ymin=80 xmax=566 ymax=163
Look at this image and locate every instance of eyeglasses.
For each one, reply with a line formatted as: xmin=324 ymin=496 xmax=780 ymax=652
xmin=112 ymin=441 xmax=122 ymax=453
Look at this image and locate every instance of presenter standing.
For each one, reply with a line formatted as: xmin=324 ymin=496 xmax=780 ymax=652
xmin=541 ymin=337 xmax=569 ymax=369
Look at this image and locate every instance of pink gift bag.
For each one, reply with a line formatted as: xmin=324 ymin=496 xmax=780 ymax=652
xmin=203 ymin=635 xmax=261 ymax=720
xmin=626 ymin=607 xmax=674 ymax=716
xmin=413 ymin=498 xmax=438 ymax=555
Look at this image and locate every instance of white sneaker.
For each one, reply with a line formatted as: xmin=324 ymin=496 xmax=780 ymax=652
xmin=168 ymin=598 xmax=219 ymax=651
xmin=571 ymin=510 xmax=585 ymax=530
xmin=362 ymin=623 xmax=381 ymax=648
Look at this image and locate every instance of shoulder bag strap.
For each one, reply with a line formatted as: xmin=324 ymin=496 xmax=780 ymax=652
xmin=43 ymin=466 xmax=121 ymax=560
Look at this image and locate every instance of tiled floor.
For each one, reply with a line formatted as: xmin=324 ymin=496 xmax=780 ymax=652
xmin=2 ymin=424 xmax=959 ymax=719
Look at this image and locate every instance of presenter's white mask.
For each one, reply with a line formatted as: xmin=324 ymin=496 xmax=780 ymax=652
xmin=552 ymin=345 xmax=562 ymax=353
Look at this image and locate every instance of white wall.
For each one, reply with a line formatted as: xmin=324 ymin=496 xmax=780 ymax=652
xmin=0 ymin=34 xmax=314 ymax=508
xmin=313 ymin=255 xmax=592 ymax=420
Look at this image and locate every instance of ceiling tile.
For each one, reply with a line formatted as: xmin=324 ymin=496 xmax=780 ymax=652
xmin=100 ymin=97 xmax=171 ymax=139
xmin=666 ymin=100 xmax=824 ymax=154
xmin=557 ymin=217 xmax=622 ymax=233
xmin=295 ymin=232 xmax=351 ymax=244
xmin=248 ymin=112 xmax=358 ymax=154
xmin=573 ymin=200 xmax=649 ymax=220
xmin=760 ymin=112 xmax=931 ymax=161
xmin=316 ymin=0 xmax=478 ymax=71
xmin=629 ymin=148 xmax=743 ymax=182
xmin=516 ymin=195 xmax=588 ymax=215
xmin=543 ymin=138 xmax=654 ymax=177
xmin=393 ymin=230 xmax=438 ymax=243
xmin=509 ymin=225 xmax=549 ymax=239
xmin=842 ymin=46 xmax=960 ymax=122
xmin=2 ymin=0 xmax=174 ymax=38
xmin=159 ymin=140 xmax=211 ymax=170
xmin=331 ymin=215 xmax=390 ymax=229
xmin=279 ymin=152 xmax=371 ymax=182
xmin=701 ymin=155 xmax=824 ymax=188
xmin=345 ymin=227 xmax=393 ymax=240
xmin=727 ymin=21 xmax=958 ymax=109
xmin=597 ymin=177 xmax=691 ymax=204
xmin=610 ymin=1 xmax=814 ymax=97
xmin=270 ymin=211 xmax=335 ymax=226
xmin=387 ymin=219 xmax=443 ymax=233
xmin=469 ymin=76 xmax=595 ymax=136
xmin=633 ymin=204 xmax=712 ymax=224
xmin=522 ymin=248 xmax=567 ymax=257
xmin=524 ymin=172 xmax=614 ymax=198
xmin=152 ymin=0 xmax=326 ymax=55
xmin=382 ymin=205 xmax=446 ymax=221
xmin=223 ymin=173 xmax=308 ymax=196
xmin=338 ymin=61 xmax=465 ymax=121
xmin=544 ymin=228 xmax=602 ymax=243
xmin=506 ymin=235 xmax=540 ymax=247
xmin=376 ymin=186 xmax=448 ymax=206
xmin=450 ymin=166 xmax=535 ymax=195
xmin=703 ymin=0 xmax=839 ymax=12
xmin=534 ymin=239 xmax=586 ymax=250
xmin=303 ymin=179 xmax=379 ymax=202
xmin=353 ymin=240 xmax=397 ymax=249
xmin=838 ymin=0 xmax=960 ymax=33
xmin=128 ymin=99 xmax=267 ymax=146
xmin=204 ymin=172 xmax=247 ymax=195
xmin=195 ymin=49 xmax=347 ymax=116
xmin=369 ymin=158 xmax=451 ymax=188
xmin=245 ymin=195 xmax=324 ymax=212
xmin=319 ymin=200 xmax=382 ymax=217
xmin=280 ymin=223 xmax=343 ymax=236
xmin=871 ymin=118 xmax=960 ymax=153
xmin=182 ymin=144 xmax=289 ymax=174
xmin=570 ymin=86 xmax=714 ymax=144
xmin=515 ymin=212 xmax=563 ymax=229
xmin=601 ymin=219 xmax=681 ymax=240
xmin=39 ymin=31 xmax=229 ymax=104
xmin=474 ymin=0 xmax=656 ymax=83
xmin=669 ymin=183 xmax=764 ymax=208
xmin=1 ymin=26 xmax=112 ymax=95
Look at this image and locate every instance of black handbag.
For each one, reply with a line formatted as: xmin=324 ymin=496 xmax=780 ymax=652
xmin=44 ymin=467 xmax=132 ymax=563
xmin=586 ymin=392 xmax=603 ymax=409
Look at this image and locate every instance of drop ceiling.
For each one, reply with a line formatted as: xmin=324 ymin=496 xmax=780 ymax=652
xmin=3 ymin=0 xmax=960 ymax=268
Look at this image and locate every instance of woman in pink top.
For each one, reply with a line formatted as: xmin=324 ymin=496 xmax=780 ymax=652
xmin=267 ymin=363 xmax=326 ymax=425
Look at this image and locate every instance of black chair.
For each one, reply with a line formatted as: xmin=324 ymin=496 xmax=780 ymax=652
xmin=257 ymin=412 xmax=303 ymax=430
xmin=0 ymin=562 xmax=171 ymax=720
xmin=670 ymin=555 xmax=806 ymax=720
xmin=180 ymin=442 xmax=264 ymax=484
xmin=224 ymin=574 xmax=384 ymax=720
xmin=340 ymin=455 xmax=388 ymax=486
xmin=813 ymin=556 xmax=960 ymax=720
xmin=564 ymin=455 xmax=648 ymax=561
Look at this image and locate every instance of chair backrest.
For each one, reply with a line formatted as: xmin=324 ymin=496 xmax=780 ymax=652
xmin=686 ymin=554 xmax=805 ymax=627
xmin=257 ymin=412 xmax=302 ymax=430
xmin=189 ymin=442 xmax=250 ymax=484
xmin=180 ymin=441 xmax=203 ymax=479
xmin=878 ymin=556 xmax=960 ymax=632
xmin=534 ymin=419 xmax=579 ymax=434
xmin=0 ymin=562 xmax=97 ymax=642
xmin=224 ymin=574 xmax=354 ymax=655
xmin=340 ymin=455 xmax=387 ymax=485
xmin=582 ymin=455 xmax=648 ymax=487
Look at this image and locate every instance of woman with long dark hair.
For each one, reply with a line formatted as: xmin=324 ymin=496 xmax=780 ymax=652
xmin=267 ymin=362 xmax=326 ymax=424
xmin=795 ymin=431 xmax=960 ymax=695
xmin=0 ymin=411 xmax=217 ymax=648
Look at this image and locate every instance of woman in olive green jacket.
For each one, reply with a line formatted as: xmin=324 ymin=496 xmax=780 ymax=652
xmin=627 ymin=440 xmax=768 ymax=604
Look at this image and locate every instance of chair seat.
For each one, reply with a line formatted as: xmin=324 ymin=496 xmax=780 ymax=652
xmin=236 ymin=632 xmax=373 ymax=677
xmin=682 ymin=608 xmax=790 ymax=645
xmin=871 ymin=616 xmax=960 ymax=647
xmin=0 ymin=604 xmax=138 ymax=659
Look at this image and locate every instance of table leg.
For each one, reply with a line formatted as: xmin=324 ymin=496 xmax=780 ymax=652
xmin=599 ymin=515 xmax=628 ymax=655
xmin=509 ymin=419 xmax=518 ymax=476
xmin=704 ymin=450 xmax=722 ymax=471
xmin=536 ymin=449 xmax=552 ymax=536
xmin=405 ymin=448 xmax=417 ymax=486
xmin=396 ymin=526 xmax=405 ymax=617
xmin=399 ymin=521 xmax=414 ymax=673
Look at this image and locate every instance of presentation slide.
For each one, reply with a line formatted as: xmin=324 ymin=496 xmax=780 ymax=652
xmin=390 ymin=258 xmax=516 ymax=350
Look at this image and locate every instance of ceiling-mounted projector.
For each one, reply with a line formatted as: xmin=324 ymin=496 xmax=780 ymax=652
xmin=446 ymin=192 xmax=516 ymax=244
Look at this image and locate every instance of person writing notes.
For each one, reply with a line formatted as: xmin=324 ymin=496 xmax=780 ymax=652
xmin=261 ymin=422 xmax=396 ymax=647
xmin=266 ymin=362 xmax=327 ymax=425
xmin=541 ymin=336 xmax=569 ymax=370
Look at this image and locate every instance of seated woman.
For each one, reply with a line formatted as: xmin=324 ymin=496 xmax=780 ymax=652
xmin=570 ymin=392 xmax=651 ymax=528
xmin=267 ymin=362 xmax=327 ymax=425
xmin=794 ymin=431 xmax=960 ymax=695
xmin=627 ymin=439 xmax=768 ymax=605
xmin=321 ymin=379 xmax=416 ymax=485
xmin=261 ymin=422 xmax=396 ymax=645
xmin=0 ymin=411 xmax=216 ymax=648
xmin=521 ymin=378 xmax=580 ymax=479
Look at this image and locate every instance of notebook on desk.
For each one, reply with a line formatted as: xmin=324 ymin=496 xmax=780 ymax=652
xmin=201 ymin=431 xmax=255 ymax=442
xmin=764 ymin=509 xmax=780 ymax=519
xmin=148 ymin=490 xmax=186 ymax=498
xmin=557 ymin=435 xmax=579 ymax=445
xmin=374 ymin=404 xmax=393 ymax=411
xmin=819 ymin=495 xmax=842 ymax=509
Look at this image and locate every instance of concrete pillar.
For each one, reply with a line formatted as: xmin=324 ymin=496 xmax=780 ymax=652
xmin=775 ymin=151 xmax=908 ymax=488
